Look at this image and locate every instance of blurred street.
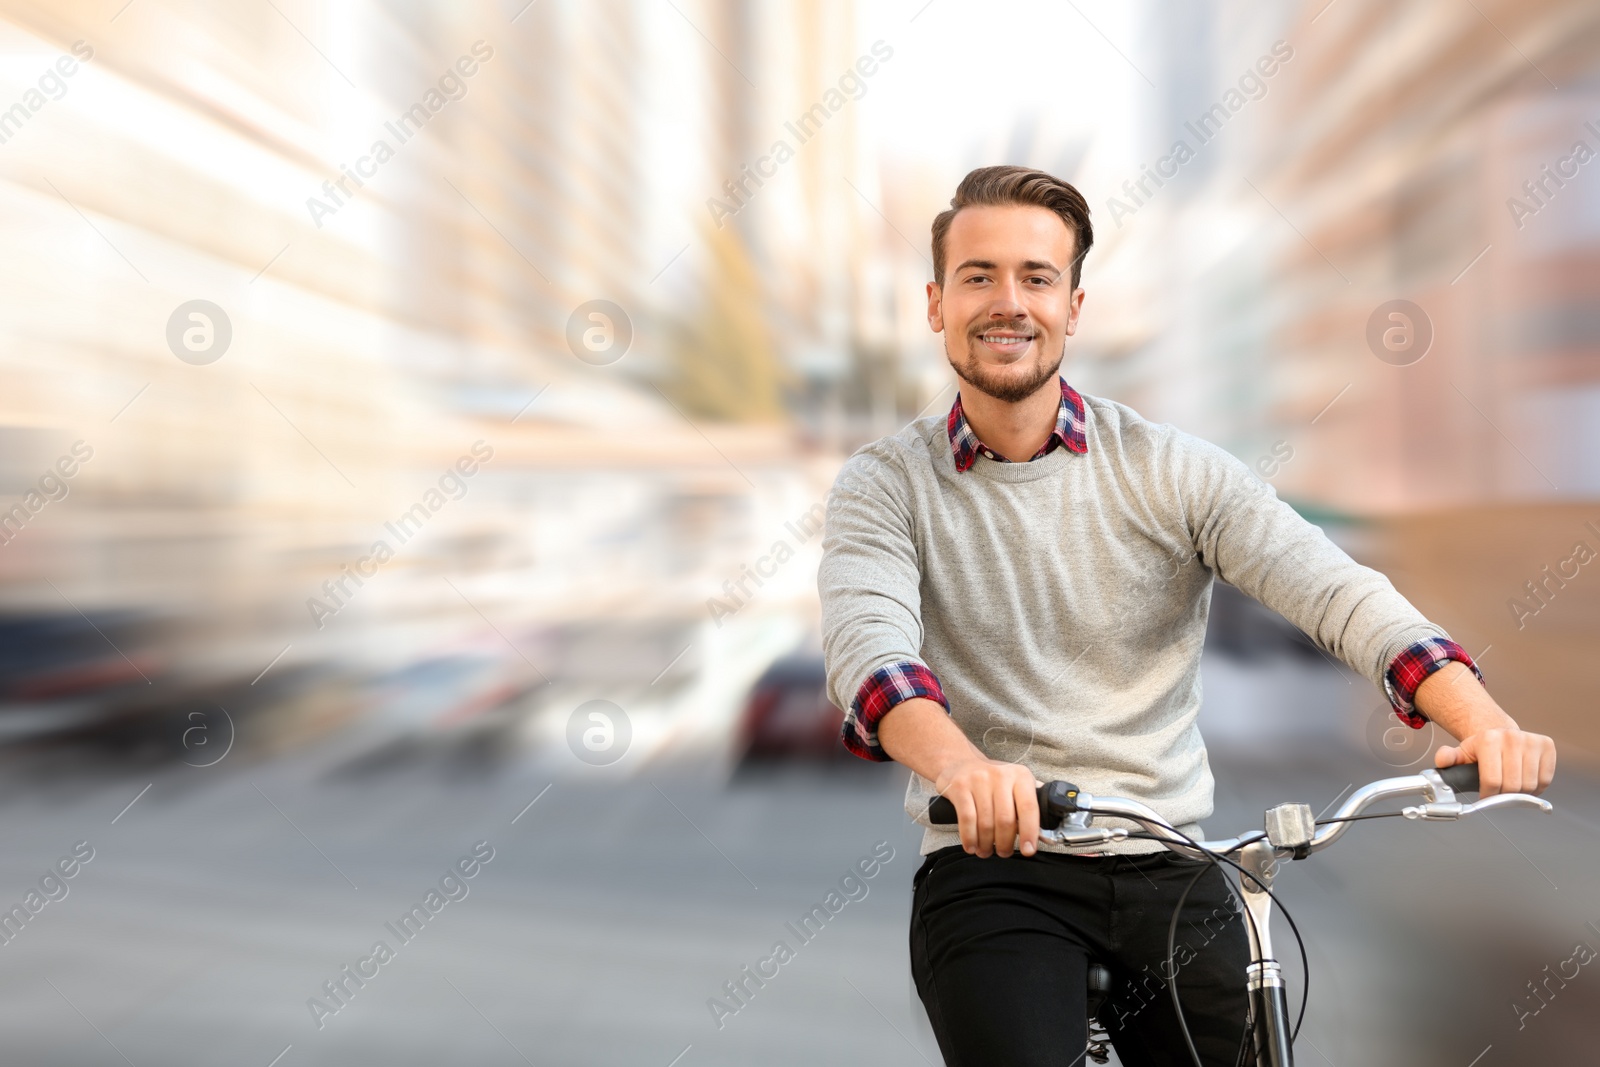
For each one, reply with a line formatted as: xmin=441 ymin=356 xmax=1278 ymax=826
xmin=0 ymin=645 xmax=1593 ymax=1067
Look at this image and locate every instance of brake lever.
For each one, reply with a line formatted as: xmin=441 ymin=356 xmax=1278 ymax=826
xmin=1402 ymin=792 xmax=1554 ymax=820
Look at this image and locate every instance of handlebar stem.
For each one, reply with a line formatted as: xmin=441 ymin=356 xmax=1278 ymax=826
xmin=1237 ymin=839 xmax=1282 ymax=985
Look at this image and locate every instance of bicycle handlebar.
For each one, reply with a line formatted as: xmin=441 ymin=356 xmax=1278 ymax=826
xmin=923 ymin=793 xmax=960 ymax=828
xmin=924 ymin=763 xmax=1551 ymax=858
xmin=926 ymin=780 xmax=1085 ymax=831
xmin=1433 ymin=762 xmax=1479 ymax=794
xmin=926 ymin=761 xmax=1549 ymax=1067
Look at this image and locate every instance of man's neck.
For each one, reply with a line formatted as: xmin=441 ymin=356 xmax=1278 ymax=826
xmin=959 ymin=378 xmax=1061 ymax=463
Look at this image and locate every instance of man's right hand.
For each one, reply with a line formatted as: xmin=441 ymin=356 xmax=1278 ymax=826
xmin=875 ymin=695 xmax=1042 ymax=859
xmin=934 ymin=758 xmax=1042 ymax=859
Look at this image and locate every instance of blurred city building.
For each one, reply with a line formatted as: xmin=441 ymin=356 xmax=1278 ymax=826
xmin=0 ymin=0 xmax=880 ymax=759
xmin=1249 ymin=0 xmax=1600 ymax=759
xmin=1063 ymin=0 xmax=1600 ymax=760
xmin=0 ymin=0 xmax=1595 ymax=761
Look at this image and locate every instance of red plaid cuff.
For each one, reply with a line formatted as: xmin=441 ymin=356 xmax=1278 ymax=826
xmin=843 ymin=661 xmax=949 ymax=762
xmin=1383 ymin=638 xmax=1483 ymax=729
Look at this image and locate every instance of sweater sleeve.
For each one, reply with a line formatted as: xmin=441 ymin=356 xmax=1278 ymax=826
xmin=818 ymin=446 xmax=949 ymax=762
xmin=1167 ymin=430 xmax=1483 ymax=718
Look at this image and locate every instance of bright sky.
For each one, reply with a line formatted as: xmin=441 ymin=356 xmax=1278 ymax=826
xmin=857 ymin=0 xmax=1147 ymax=185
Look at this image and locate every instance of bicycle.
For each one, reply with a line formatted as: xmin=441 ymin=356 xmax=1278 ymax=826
xmin=927 ymin=763 xmax=1554 ymax=1067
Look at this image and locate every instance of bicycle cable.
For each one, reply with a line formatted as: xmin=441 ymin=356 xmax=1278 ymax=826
xmin=1097 ymin=818 xmax=1254 ymax=1067
xmin=1167 ymin=860 xmax=1226 ymax=1067
xmin=1136 ymin=829 xmax=1311 ymax=1054
xmin=1092 ymin=812 xmax=1311 ymax=1065
xmin=1314 ymin=811 xmax=1408 ymax=825
xmin=1163 ymin=861 xmax=1257 ymax=1067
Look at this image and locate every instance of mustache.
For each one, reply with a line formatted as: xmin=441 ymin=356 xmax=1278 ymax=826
xmin=971 ymin=320 xmax=1037 ymax=337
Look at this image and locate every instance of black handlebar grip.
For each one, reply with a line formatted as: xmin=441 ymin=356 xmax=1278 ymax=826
xmin=1435 ymin=763 xmax=1480 ymax=794
xmin=925 ymin=781 xmax=1081 ymax=828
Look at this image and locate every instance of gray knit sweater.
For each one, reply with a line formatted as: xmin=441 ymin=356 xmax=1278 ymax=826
xmin=818 ymin=387 xmax=1452 ymax=856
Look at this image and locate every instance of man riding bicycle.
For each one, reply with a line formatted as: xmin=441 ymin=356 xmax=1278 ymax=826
xmin=816 ymin=165 xmax=1557 ymax=1066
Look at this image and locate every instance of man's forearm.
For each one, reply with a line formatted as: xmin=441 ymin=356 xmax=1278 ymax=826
xmin=877 ymin=697 xmax=986 ymax=783
xmin=878 ymin=696 xmax=1044 ymax=858
xmin=1414 ymin=660 xmax=1556 ymax=796
xmin=1414 ymin=661 xmax=1515 ymax=738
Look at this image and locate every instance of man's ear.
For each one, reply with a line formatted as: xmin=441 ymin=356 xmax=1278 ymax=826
xmin=1064 ymin=286 xmax=1086 ymax=336
xmin=926 ymin=280 xmax=943 ymax=333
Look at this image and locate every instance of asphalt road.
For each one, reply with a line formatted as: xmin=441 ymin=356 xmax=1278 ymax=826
xmin=0 ymin=706 xmax=1593 ymax=1066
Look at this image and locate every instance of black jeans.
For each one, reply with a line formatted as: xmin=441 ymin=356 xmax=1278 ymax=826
xmin=910 ymin=845 xmax=1255 ymax=1067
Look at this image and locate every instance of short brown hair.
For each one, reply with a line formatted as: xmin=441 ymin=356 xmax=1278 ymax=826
xmin=931 ymin=165 xmax=1094 ymax=291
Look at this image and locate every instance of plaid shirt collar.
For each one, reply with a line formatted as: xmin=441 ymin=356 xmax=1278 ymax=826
xmin=947 ymin=376 xmax=1088 ymax=472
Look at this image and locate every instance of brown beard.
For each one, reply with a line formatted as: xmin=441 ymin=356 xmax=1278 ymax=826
xmin=944 ymin=331 xmax=1065 ymax=404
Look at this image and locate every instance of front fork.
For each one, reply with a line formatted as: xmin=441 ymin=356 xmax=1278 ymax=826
xmin=1238 ymin=840 xmax=1294 ymax=1067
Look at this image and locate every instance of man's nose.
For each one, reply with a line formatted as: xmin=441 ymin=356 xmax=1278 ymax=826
xmin=988 ymin=295 xmax=1026 ymax=320
xmin=988 ymin=275 xmax=1027 ymax=315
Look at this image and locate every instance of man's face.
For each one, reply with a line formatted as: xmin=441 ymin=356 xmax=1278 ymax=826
xmin=927 ymin=203 xmax=1085 ymax=403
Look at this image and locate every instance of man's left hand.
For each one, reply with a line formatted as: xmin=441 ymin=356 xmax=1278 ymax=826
xmin=1416 ymin=661 xmax=1557 ymax=797
xmin=1435 ymin=727 xmax=1556 ymax=796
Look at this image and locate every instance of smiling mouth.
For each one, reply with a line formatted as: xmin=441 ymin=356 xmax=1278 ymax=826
xmin=975 ymin=327 xmax=1036 ymax=354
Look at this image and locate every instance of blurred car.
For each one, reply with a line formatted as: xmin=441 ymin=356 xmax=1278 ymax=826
xmin=0 ymin=609 xmax=165 ymax=743
xmin=0 ymin=608 xmax=365 ymax=762
xmin=735 ymin=653 xmax=849 ymax=762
